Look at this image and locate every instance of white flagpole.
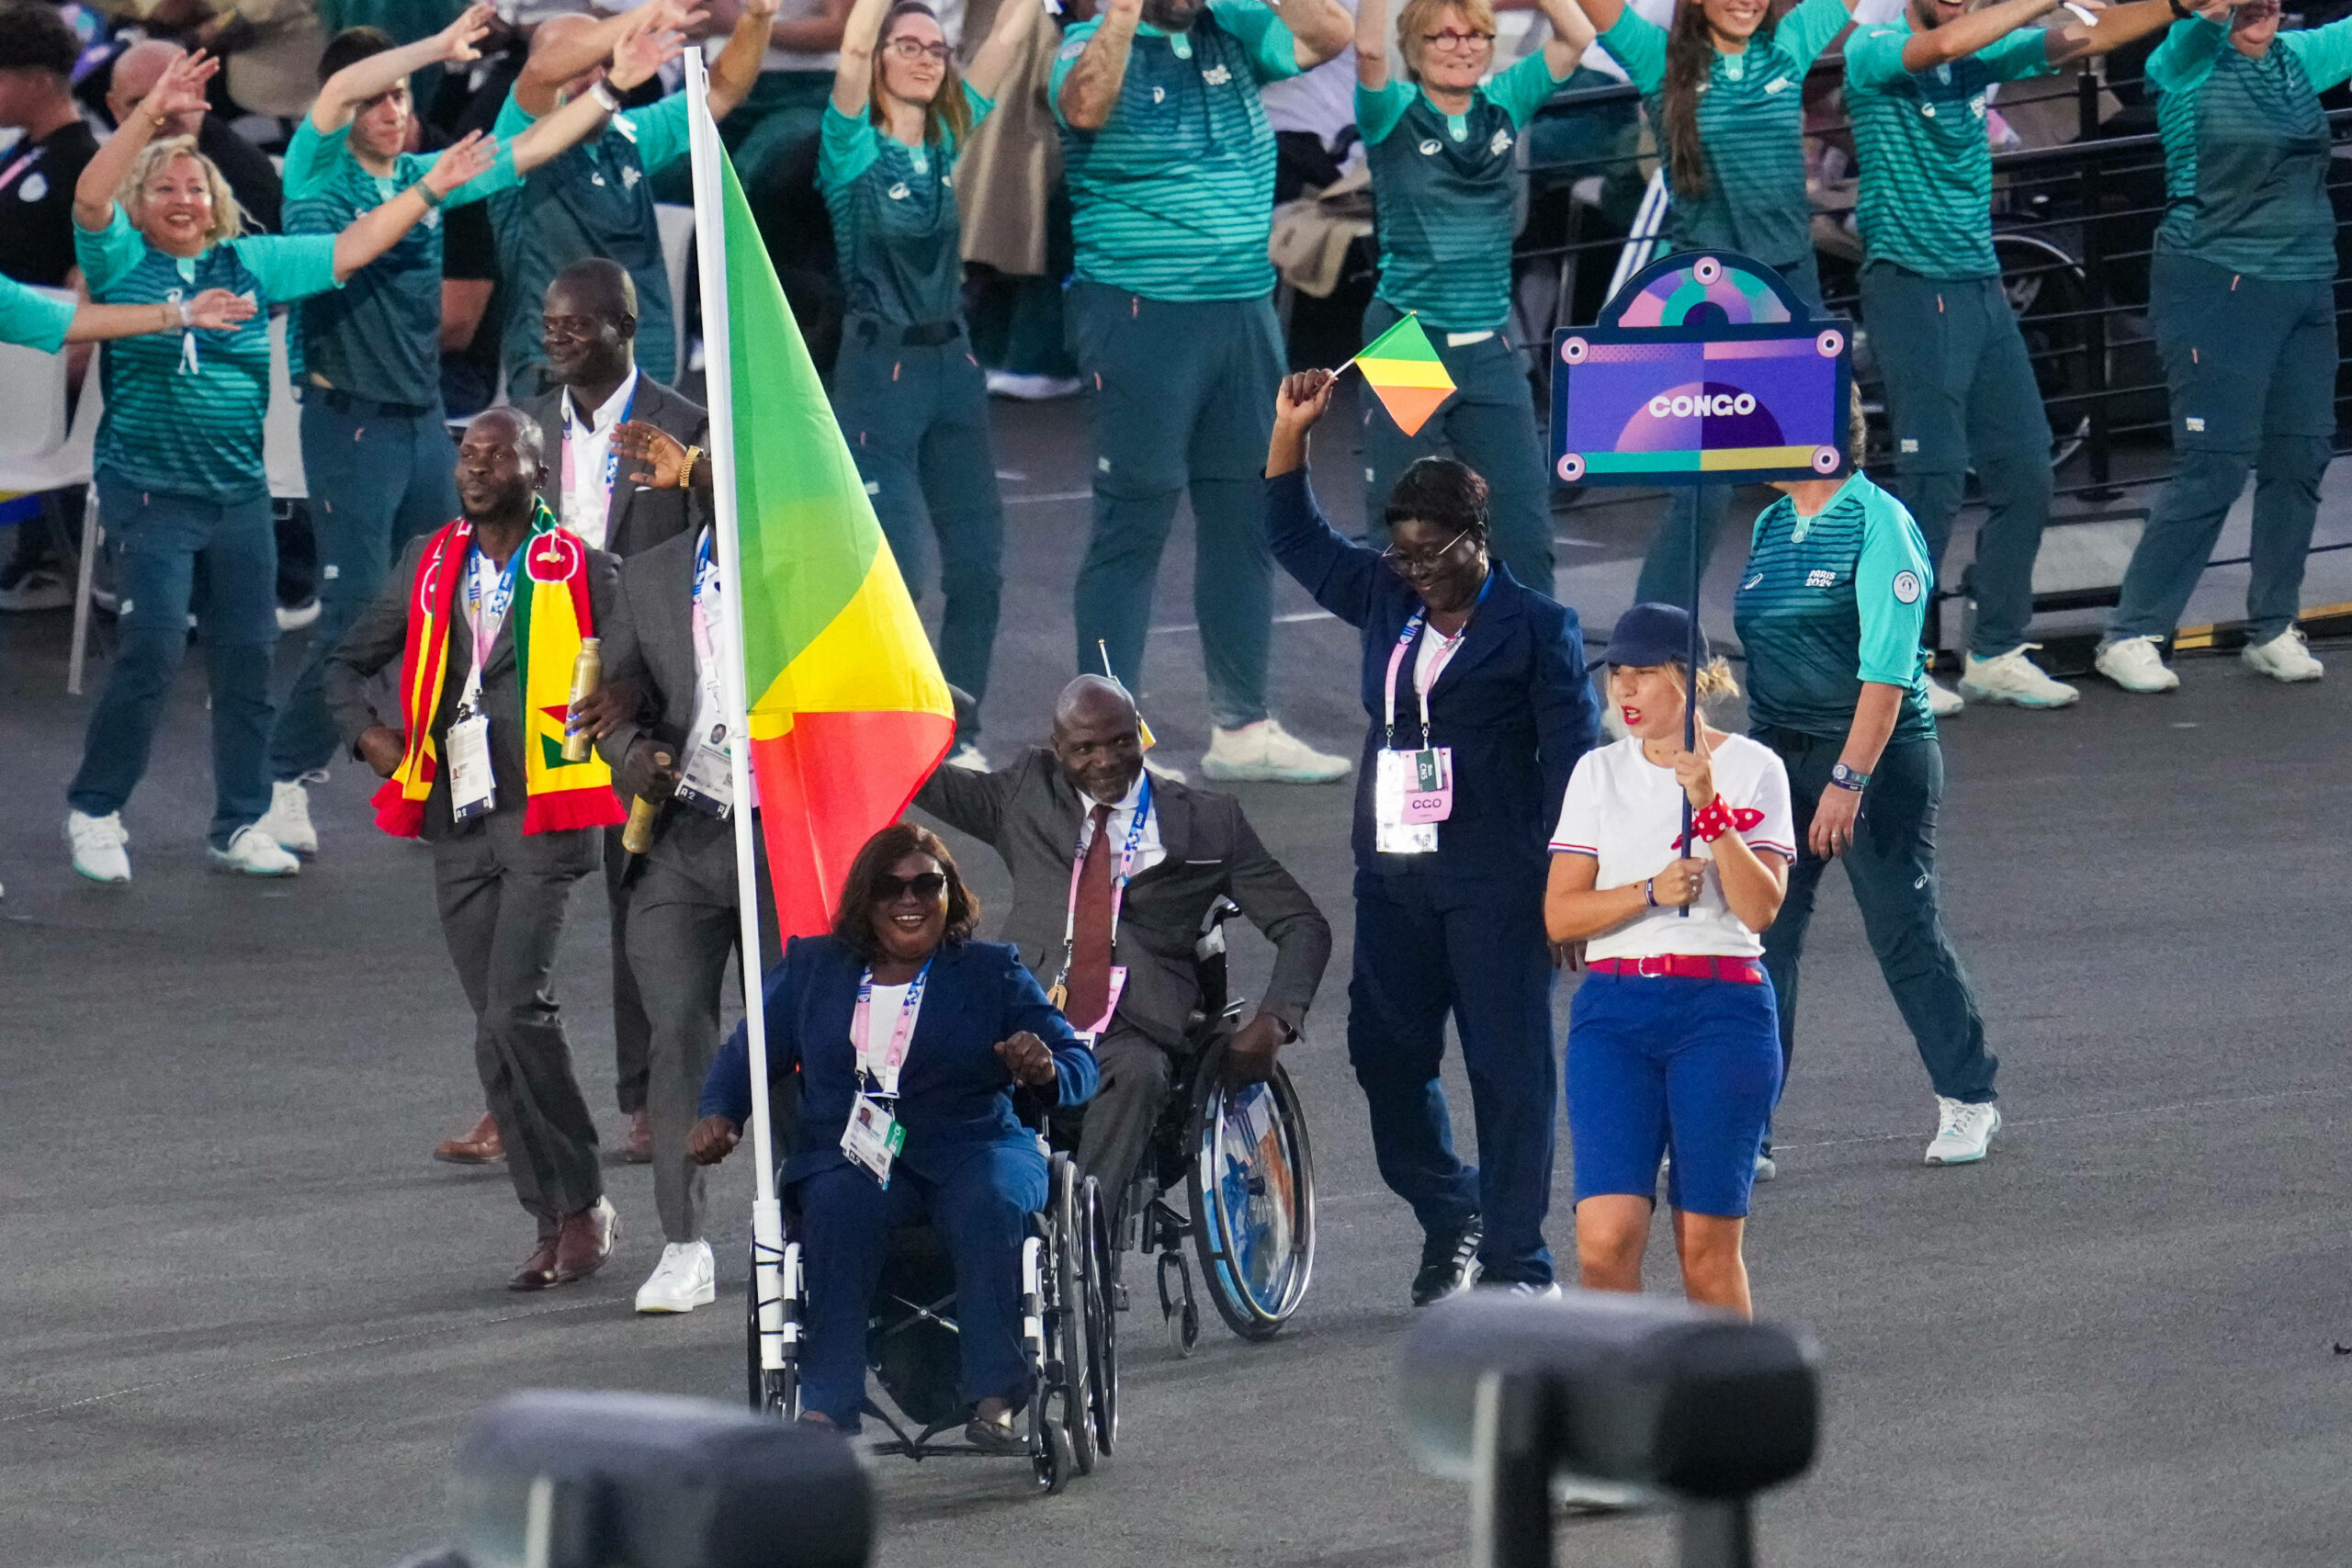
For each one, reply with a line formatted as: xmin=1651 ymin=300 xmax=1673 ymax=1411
xmin=684 ymin=51 xmax=786 ymax=1388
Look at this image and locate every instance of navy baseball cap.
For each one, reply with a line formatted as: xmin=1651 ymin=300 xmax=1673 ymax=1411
xmin=1604 ymin=602 xmax=1702 ymax=668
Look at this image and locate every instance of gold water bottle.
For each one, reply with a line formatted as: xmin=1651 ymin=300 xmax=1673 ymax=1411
xmin=561 ymin=637 xmax=602 ymax=762
xmin=620 ymin=750 xmax=672 ymax=855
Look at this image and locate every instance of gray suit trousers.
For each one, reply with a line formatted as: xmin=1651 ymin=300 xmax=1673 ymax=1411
xmin=434 ymin=815 xmax=604 ymax=1234
xmin=1057 ymin=1022 xmax=1178 ymax=1208
xmin=624 ymin=856 xmax=735 ymax=1243
xmin=606 ymin=824 xmax=651 ymax=1115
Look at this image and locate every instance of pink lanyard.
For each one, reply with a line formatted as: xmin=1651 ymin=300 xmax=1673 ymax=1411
xmin=852 ymin=955 xmax=933 ymax=1099
xmin=1381 ymin=572 xmax=1492 ymax=750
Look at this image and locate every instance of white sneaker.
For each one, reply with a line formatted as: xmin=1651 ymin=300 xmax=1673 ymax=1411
xmin=635 ymin=1238 xmax=717 ymax=1314
xmin=1958 ymin=645 xmax=2078 ymax=709
xmin=1201 ymin=718 xmax=1352 ymax=784
xmin=274 ymin=597 xmax=321 ymax=633
xmin=1753 ymin=1150 xmax=1778 ymax=1182
xmin=67 ymin=810 xmax=131 ymax=883
xmin=983 ymin=369 xmax=1082 ymax=401
xmin=255 ymin=774 xmax=323 ymax=856
xmin=1925 ymin=675 xmax=1964 ymax=716
xmin=2095 ymin=635 xmax=2179 ymax=694
xmin=2243 ymin=626 xmax=2324 ymax=683
xmin=945 ymin=740 xmax=990 ymax=773
xmin=0 ymin=567 xmax=73 ymax=612
xmin=1925 ymin=1097 xmax=2001 ymax=1166
xmin=209 ymin=823 xmax=300 ymax=876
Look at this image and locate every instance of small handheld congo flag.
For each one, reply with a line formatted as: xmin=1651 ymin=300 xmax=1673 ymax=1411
xmin=1349 ymin=313 xmax=1455 ymax=438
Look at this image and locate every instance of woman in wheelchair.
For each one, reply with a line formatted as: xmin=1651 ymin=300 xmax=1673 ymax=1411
xmin=690 ymin=824 xmax=1099 ymax=1451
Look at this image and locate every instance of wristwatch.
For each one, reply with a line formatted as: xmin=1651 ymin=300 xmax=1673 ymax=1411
xmin=1829 ymin=761 xmax=1871 ymax=793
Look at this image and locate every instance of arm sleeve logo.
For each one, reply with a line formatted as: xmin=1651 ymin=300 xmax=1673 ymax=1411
xmin=1893 ymin=569 xmax=1923 ymax=604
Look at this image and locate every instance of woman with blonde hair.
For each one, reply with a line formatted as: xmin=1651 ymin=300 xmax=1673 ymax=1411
xmin=62 ymin=49 xmax=494 ymax=885
xmin=820 ymin=0 xmax=1042 ymax=770
xmin=1544 ymin=602 xmax=1793 ymax=1315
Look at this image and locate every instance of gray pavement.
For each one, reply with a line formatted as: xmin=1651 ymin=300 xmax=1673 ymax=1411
xmin=6 ymin=389 xmax=2352 ymax=1568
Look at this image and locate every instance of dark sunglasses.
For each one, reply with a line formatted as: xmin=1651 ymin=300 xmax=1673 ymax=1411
xmin=875 ymin=871 xmax=948 ymax=901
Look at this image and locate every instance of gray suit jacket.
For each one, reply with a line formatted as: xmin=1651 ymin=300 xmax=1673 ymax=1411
xmin=324 ymin=528 xmax=619 ymax=868
xmin=594 ymin=529 xmax=737 ymax=897
xmin=915 ymin=751 xmax=1333 ymax=1051
xmin=516 ymin=373 xmax=708 ymax=561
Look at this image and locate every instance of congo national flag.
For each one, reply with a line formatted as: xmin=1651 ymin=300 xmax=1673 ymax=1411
xmin=1352 ymin=312 xmax=1456 ymax=438
xmin=698 ymin=130 xmax=955 ymax=937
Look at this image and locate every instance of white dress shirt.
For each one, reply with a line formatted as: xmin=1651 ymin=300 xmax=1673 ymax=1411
xmin=1075 ymin=769 xmax=1166 ymax=877
xmin=560 ymin=368 xmax=639 ymax=550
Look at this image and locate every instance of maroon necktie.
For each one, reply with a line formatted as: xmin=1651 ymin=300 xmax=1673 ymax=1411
xmin=1064 ymin=803 xmax=1115 ymax=1028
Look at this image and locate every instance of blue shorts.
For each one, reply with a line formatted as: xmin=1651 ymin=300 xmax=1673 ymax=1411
xmin=1566 ymin=971 xmax=1783 ymax=1219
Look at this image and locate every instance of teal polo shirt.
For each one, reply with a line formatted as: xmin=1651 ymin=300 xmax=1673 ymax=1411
xmin=817 ymin=89 xmax=996 ymax=326
xmin=2150 ymin=15 xmax=2352 ymax=283
xmin=0 ymin=273 xmax=74 ymax=355
xmin=75 ymin=209 xmax=342 ymax=502
xmin=1050 ymin=1 xmax=1302 ymax=301
xmin=1355 ymin=51 xmax=1564 ymax=332
xmin=282 ymin=118 xmax=521 ymax=407
xmin=1844 ymin=14 xmax=2052 ymax=279
xmin=1605 ymin=0 xmax=1849 ymax=269
xmin=1734 ymin=473 xmax=1936 ymax=742
xmin=491 ymin=89 xmax=690 ymax=384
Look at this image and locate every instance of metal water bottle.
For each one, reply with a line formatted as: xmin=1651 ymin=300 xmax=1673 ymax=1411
xmin=561 ymin=637 xmax=602 ymax=762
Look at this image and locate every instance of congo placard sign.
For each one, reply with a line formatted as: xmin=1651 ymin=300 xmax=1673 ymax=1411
xmin=1550 ymin=252 xmax=1855 ymax=487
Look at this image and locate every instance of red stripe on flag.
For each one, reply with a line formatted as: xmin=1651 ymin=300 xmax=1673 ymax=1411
xmin=751 ymin=709 xmax=956 ymax=938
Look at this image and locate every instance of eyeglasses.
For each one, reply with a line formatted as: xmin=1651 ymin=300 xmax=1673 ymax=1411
xmin=1380 ymin=527 xmax=1475 ymax=574
xmin=875 ymin=871 xmax=948 ymax=901
xmin=1420 ymin=28 xmax=1495 ymax=50
xmin=885 ymin=38 xmax=955 ymax=62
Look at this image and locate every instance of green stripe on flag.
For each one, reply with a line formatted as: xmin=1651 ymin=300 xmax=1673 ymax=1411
xmin=1356 ymin=312 xmax=1442 ymax=365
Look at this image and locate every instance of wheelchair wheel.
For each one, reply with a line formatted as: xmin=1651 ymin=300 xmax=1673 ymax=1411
xmin=1036 ymin=1417 xmax=1074 ymax=1495
xmin=1081 ymin=1175 xmax=1119 ymax=1456
xmin=1185 ymin=1048 xmax=1317 ymax=1342
xmin=1050 ymin=1159 xmax=1099 ymax=1476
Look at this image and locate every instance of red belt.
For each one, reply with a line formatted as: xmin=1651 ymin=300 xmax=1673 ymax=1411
xmin=1588 ymin=955 xmax=1765 ymax=984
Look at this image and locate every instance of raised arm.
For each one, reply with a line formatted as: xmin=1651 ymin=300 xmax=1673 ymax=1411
xmin=1535 ymin=0 xmax=1597 ymax=73
xmin=65 ymin=289 xmax=257 ymax=342
xmin=709 ymin=0 xmax=780 ymax=118
xmin=831 ymin=0 xmax=896 ymax=116
xmin=910 ymin=751 xmax=1019 ymax=844
xmin=75 ymin=50 xmax=218 ymax=233
xmin=1356 ymin=0 xmax=1389 ymax=87
xmin=1263 ymin=369 xmax=1385 ymax=626
xmin=2044 ymin=0 xmax=2176 ymax=66
xmin=514 ymin=0 xmax=693 ymax=118
xmin=1280 ymin=0 xmax=1355 ymax=68
xmin=1058 ymin=0 xmax=1143 ymax=131
xmin=330 ymin=133 xmax=499 ymax=281
xmin=310 ymin=1 xmax=492 ymax=133
xmin=1566 ymin=0 xmax=1625 ymax=37
xmin=1894 ymin=0 xmax=2059 ymax=71
xmin=965 ymin=0 xmax=1045 ymax=100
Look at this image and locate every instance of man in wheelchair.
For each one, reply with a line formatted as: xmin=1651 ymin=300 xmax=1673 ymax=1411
xmin=914 ymin=675 xmax=1334 ymax=1210
xmin=689 ymin=825 xmax=1098 ymax=1453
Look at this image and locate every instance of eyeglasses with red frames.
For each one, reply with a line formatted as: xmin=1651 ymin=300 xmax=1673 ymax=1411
xmin=1419 ymin=28 xmax=1496 ymax=49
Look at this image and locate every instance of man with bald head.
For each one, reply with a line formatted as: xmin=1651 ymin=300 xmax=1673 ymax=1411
xmin=326 ymin=408 xmax=628 ymax=1291
xmin=106 ymin=39 xmax=284 ymax=232
xmin=915 ymin=675 xmax=1333 ymax=1203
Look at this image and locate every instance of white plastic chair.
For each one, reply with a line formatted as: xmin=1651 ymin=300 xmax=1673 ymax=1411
xmin=656 ymin=201 xmax=695 ymax=378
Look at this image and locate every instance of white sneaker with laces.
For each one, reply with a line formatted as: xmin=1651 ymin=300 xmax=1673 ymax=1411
xmin=1925 ymin=676 xmax=1964 ymax=717
xmin=2243 ymin=626 xmax=2324 ymax=683
xmin=275 ymin=597 xmax=322 ymax=633
xmin=209 ymin=823 xmax=301 ymax=876
xmin=2095 ymin=635 xmax=2179 ymax=694
xmin=983 ymin=370 xmax=1083 ymax=402
xmin=635 ymin=1238 xmax=718 ymax=1314
xmin=1959 ymin=645 xmax=2078 ymax=708
xmin=255 ymin=773 xmax=324 ymax=856
xmin=1201 ymin=718 xmax=1351 ymax=784
xmin=0 ymin=568 xmax=74 ymax=612
xmin=945 ymin=740 xmax=990 ymax=773
xmin=1925 ymin=1097 xmax=2001 ymax=1166
xmin=67 ymin=810 xmax=131 ymax=883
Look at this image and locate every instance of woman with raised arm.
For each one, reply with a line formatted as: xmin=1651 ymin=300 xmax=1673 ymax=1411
xmin=1351 ymin=0 xmax=1593 ymax=595
xmin=821 ymin=0 xmax=1041 ymax=770
xmin=61 ymin=50 xmax=497 ymax=886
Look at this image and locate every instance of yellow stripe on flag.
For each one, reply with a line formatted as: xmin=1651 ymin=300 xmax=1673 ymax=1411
xmin=1357 ymin=356 xmax=1455 ymax=390
xmin=748 ymin=548 xmax=954 ymax=741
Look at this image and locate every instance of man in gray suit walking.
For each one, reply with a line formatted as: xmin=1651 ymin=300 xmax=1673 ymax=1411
xmin=915 ymin=676 xmax=1334 ymax=1205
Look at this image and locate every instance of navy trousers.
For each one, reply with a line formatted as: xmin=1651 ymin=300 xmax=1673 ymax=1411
xmin=795 ymin=1143 xmax=1046 ymax=1428
xmin=1347 ymin=870 xmax=1558 ymax=1285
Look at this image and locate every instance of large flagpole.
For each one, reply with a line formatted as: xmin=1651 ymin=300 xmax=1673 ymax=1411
xmin=684 ymin=51 xmax=786 ymax=1389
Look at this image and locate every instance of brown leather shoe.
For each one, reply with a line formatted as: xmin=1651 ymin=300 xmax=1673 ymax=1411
xmin=508 ymin=1235 xmax=561 ymax=1292
xmin=434 ymin=1111 xmax=503 ymax=1166
xmin=552 ymin=1197 xmax=618 ymax=1284
xmin=623 ymin=1110 xmax=652 ymax=1164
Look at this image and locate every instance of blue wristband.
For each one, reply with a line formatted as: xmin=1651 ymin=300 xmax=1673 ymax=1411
xmin=1829 ymin=761 xmax=1870 ymax=793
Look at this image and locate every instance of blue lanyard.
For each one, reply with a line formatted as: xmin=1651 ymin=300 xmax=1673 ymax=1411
xmin=1054 ymin=771 xmax=1153 ymax=986
xmin=460 ymin=543 xmax=522 ymax=702
xmin=565 ymin=381 xmax=639 ymax=500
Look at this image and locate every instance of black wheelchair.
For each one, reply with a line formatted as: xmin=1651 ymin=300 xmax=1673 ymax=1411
xmin=743 ymin=1145 xmax=1119 ymax=1495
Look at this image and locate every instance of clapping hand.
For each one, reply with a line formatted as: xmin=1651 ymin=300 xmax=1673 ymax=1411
xmin=615 ymin=420 xmax=690 ymax=487
xmin=995 ymin=1031 xmax=1058 ymax=1088
xmin=423 ymin=131 xmax=498 ymax=197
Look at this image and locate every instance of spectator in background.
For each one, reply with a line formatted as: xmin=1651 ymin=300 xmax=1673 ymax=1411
xmin=956 ymin=0 xmax=1082 ymax=400
xmin=492 ymin=0 xmax=775 ymax=391
xmin=821 ymin=0 xmax=1043 ymax=770
xmin=1053 ymin=0 xmax=1356 ymax=784
xmin=198 ymin=0 xmax=330 ymax=129
xmin=706 ymin=0 xmax=854 ymax=222
xmin=259 ymin=7 xmax=663 ymax=863
xmin=1352 ymin=0 xmax=1591 ymax=596
xmin=106 ymin=39 xmax=286 ymax=231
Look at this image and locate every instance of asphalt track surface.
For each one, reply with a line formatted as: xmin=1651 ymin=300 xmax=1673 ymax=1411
xmin=6 ymin=389 xmax=2352 ymax=1568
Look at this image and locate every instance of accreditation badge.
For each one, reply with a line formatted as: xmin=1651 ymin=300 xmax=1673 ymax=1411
xmin=446 ymin=709 xmax=497 ymax=822
xmin=1373 ymin=747 xmax=1451 ymax=853
xmin=841 ymin=1092 xmax=906 ymax=1188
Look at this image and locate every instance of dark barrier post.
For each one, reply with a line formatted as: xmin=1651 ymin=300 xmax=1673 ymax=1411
xmin=2076 ymin=70 xmax=2117 ymax=499
xmin=433 ymin=1391 xmax=876 ymax=1568
xmin=1400 ymin=1291 xmax=1821 ymax=1568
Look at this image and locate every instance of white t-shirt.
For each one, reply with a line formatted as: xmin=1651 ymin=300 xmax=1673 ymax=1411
xmin=559 ymin=368 xmax=638 ymax=551
xmin=1549 ymin=735 xmax=1796 ymax=961
xmin=1073 ymin=768 xmax=1167 ymax=877
xmin=855 ymin=980 xmax=917 ymax=1095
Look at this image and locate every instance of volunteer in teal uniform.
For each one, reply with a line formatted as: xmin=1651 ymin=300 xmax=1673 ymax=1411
xmin=1053 ymin=0 xmax=1358 ymax=784
xmin=1574 ymin=0 xmax=1856 ymax=609
xmin=60 ymin=51 xmax=491 ymax=884
xmin=0 ymin=265 xmax=255 ymax=350
xmin=1733 ymin=403 xmax=2001 ymax=1168
xmin=492 ymin=0 xmax=776 ymax=392
xmin=1351 ymin=0 xmax=1592 ymax=595
xmin=2095 ymin=0 xmax=2346 ymax=694
xmin=261 ymin=6 xmax=644 ymax=854
xmin=821 ymin=0 xmax=1042 ymax=769
xmin=1843 ymin=0 xmax=2172 ymax=712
